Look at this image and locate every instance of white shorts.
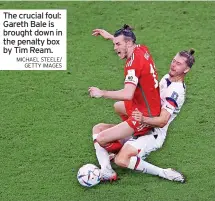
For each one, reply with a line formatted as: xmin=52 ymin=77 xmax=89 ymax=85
xmin=124 ymin=128 xmax=166 ymax=159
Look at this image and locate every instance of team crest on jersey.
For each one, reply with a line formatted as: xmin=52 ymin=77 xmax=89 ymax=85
xmin=171 ymin=91 xmax=179 ymax=101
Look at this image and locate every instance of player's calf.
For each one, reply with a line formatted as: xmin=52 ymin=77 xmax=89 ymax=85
xmin=114 ymin=155 xmax=128 ymax=168
xmin=114 ymin=144 xmax=138 ymax=168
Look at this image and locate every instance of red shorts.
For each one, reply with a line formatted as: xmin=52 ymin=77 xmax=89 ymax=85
xmin=124 ymin=101 xmax=153 ymax=136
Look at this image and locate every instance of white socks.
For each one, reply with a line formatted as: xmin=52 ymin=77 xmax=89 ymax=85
xmin=93 ymin=134 xmax=111 ymax=170
xmin=128 ymin=156 xmax=165 ymax=178
xmin=93 ymin=134 xmax=165 ymax=178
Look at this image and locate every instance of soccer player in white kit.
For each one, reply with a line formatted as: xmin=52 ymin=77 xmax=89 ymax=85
xmin=93 ymin=48 xmax=195 ymax=183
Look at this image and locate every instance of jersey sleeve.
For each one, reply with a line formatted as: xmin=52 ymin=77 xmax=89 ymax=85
xmin=162 ymin=85 xmax=182 ymax=115
xmin=124 ymin=53 xmax=142 ymax=86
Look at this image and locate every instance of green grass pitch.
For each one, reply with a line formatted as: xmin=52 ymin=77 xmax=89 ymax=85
xmin=0 ymin=1 xmax=215 ymax=201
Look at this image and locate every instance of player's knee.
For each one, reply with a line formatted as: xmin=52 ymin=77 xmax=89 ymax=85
xmin=96 ymin=133 xmax=106 ymax=146
xmin=92 ymin=123 xmax=106 ymax=135
xmin=113 ymin=101 xmax=123 ymax=114
xmin=113 ymin=102 xmax=119 ymax=113
xmin=114 ymin=155 xmax=129 ymax=168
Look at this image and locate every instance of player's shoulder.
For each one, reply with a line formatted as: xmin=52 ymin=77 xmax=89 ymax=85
xmin=135 ymin=44 xmax=149 ymax=51
xmin=160 ymin=74 xmax=170 ymax=82
xmin=169 ymin=80 xmax=186 ymax=95
xmin=133 ymin=44 xmax=152 ymax=62
xmin=134 ymin=44 xmax=148 ymax=55
xmin=160 ymin=74 xmax=170 ymax=86
xmin=161 ymin=74 xmax=186 ymax=94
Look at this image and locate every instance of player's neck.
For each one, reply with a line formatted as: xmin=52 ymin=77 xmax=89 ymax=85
xmin=169 ymin=75 xmax=185 ymax=82
xmin=127 ymin=44 xmax=137 ymax=59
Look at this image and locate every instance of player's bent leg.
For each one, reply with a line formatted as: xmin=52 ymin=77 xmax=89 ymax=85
xmin=92 ymin=123 xmax=119 ymax=182
xmin=114 ymin=101 xmax=128 ymax=121
xmin=114 ymin=144 xmax=138 ymax=168
xmin=96 ymin=121 xmax=134 ymax=146
xmin=92 ymin=123 xmax=116 ymax=135
xmin=126 ymin=153 xmax=185 ymax=182
xmin=114 ymin=101 xmax=127 ymax=115
xmin=118 ymin=134 xmax=185 ymax=183
xmin=92 ymin=123 xmax=116 ymax=178
xmin=92 ymin=123 xmax=123 ymax=153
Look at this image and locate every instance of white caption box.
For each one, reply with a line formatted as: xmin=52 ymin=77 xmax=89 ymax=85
xmin=0 ymin=9 xmax=67 ymax=70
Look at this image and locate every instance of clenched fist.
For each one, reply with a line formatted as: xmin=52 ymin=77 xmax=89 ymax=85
xmin=88 ymin=87 xmax=104 ymax=98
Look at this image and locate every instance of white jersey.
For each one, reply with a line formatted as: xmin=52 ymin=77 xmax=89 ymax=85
xmin=156 ymin=74 xmax=186 ymax=139
xmin=125 ymin=74 xmax=186 ymax=157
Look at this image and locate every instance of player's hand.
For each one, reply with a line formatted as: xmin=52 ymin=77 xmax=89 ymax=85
xmin=92 ymin=29 xmax=113 ymax=40
xmin=132 ymin=108 xmax=143 ymax=122
xmin=88 ymin=87 xmax=104 ymax=98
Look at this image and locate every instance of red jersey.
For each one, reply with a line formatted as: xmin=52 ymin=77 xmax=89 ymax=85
xmin=124 ymin=44 xmax=161 ymax=117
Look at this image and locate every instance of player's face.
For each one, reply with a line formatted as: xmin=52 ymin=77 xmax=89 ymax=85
xmin=169 ymin=54 xmax=190 ymax=77
xmin=113 ymin=35 xmax=128 ymax=59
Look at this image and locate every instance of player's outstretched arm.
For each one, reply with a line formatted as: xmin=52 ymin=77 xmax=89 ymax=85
xmin=92 ymin=29 xmax=114 ymax=40
xmin=88 ymin=84 xmax=136 ymax=101
xmin=132 ymin=108 xmax=171 ymax=128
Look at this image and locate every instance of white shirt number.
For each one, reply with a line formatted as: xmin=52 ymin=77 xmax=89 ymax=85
xmin=150 ymin=64 xmax=159 ymax=88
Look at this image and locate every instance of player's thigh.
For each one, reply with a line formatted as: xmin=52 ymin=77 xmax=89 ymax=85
xmin=96 ymin=121 xmax=134 ymax=146
xmin=92 ymin=123 xmax=116 ymax=134
xmin=126 ymin=113 xmax=153 ymax=136
xmin=124 ymin=134 xmax=160 ymax=160
xmin=114 ymin=101 xmax=127 ymax=115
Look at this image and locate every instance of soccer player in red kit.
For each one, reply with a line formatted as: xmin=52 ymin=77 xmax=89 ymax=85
xmin=89 ymin=25 xmax=161 ymax=180
xmin=122 ymin=43 xmax=160 ymax=136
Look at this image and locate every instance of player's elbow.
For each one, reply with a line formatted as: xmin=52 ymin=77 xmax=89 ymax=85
xmin=158 ymin=111 xmax=170 ymax=128
xmin=123 ymin=91 xmax=134 ymax=100
xmin=123 ymin=84 xmax=135 ymax=100
xmin=125 ymin=94 xmax=133 ymax=100
xmin=159 ymin=119 xmax=168 ymax=128
xmin=159 ymin=122 xmax=166 ymax=128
